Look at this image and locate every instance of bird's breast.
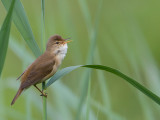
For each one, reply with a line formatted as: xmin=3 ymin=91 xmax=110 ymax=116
xmin=40 ymin=45 xmax=68 ymax=83
xmin=55 ymin=44 xmax=68 ymax=63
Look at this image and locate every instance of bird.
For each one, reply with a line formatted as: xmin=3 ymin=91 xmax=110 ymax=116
xmin=11 ymin=35 xmax=71 ymax=105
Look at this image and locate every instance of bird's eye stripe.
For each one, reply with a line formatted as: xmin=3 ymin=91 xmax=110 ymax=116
xmin=56 ymin=42 xmax=59 ymax=44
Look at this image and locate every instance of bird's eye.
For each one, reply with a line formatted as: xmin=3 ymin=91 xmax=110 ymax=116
xmin=56 ymin=42 xmax=59 ymax=44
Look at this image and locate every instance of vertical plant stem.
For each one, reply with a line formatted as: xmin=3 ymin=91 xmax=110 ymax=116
xmin=42 ymin=82 xmax=47 ymax=120
xmin=41 ymin=0 xmax=47 ymax=120
xmin=41 ymin=0 xmax=46 ymax=52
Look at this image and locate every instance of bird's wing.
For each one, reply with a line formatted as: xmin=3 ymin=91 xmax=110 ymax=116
xmin=20 ymin=56 xmax=55 ymax=89
xmin=16 ymin=64 xmax=32 ymax=80
xmin=16 ymin=71 xmax=25 ymax=80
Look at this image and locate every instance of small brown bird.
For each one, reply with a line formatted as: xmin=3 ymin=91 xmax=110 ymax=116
xmin=11 ymin=35 xmax=71 ymax=105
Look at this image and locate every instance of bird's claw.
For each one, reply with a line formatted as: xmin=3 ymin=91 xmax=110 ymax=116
xmin=40 ymin=92 xmax=48 ymax=97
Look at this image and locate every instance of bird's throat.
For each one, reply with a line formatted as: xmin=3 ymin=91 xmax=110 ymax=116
xmin=55 ymin=44 xmax=68 ymax=63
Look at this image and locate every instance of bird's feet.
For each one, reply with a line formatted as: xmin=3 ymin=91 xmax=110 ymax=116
xmin=34 ymin=85 xmax=48 ymax=97
xmin=40 ymin=92 xmax=48 ymax=97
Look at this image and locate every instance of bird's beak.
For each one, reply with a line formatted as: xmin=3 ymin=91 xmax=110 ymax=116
xmin=65 ymin=40 xmax=72 ymax=44
xmin=63 ymin=37 xmax=72 ymax=44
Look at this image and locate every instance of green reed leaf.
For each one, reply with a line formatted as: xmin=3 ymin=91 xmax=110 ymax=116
xmin=45 ymin=65 xmax=82 ymax=89
xmin=0 ymin=0 xmax=16 ymax=76
xmin=46 ymin=65 xmax=160 ymax=106
xmin=2 ymin=0 xmax=41 ymax=57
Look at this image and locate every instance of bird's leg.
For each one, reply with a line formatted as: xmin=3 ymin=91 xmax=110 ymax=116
xmin=40 ymin=90 xmax=48 ymax=97
xmin=34 ymin=85 xmax=47 ymax=97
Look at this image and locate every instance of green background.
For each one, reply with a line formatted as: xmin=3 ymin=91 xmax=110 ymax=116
xmin=0 ymin=0 xmax=160 ymax=120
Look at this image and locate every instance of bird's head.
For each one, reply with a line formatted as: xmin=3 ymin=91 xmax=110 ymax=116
xmin=46 ymin=35 xmax=72 ymax=54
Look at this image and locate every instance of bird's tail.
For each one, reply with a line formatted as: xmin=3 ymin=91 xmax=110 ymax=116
xmin=11 ymin=88 xmax=23 ymax=105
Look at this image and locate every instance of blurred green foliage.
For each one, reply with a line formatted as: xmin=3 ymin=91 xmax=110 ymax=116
xmin=0 ymin=0 xmax=160 ymax=120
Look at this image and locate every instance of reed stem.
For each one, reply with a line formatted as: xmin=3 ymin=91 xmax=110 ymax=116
xmin=41 ymin=0 xmax=47 ymax=120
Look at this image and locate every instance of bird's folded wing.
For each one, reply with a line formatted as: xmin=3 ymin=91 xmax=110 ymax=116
xmin=16 ymin=71 xmax=25 ymax=80
xmin=21 ymin=58 xmax=55 ymax=89
xmin=16 ymin=64 xmax=32 ymax=80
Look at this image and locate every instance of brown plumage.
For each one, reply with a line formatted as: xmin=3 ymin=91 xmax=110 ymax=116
xmin=11 ymin=35 xmax=71 ymax=105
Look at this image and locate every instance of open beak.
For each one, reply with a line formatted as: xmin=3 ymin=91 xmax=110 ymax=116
xmin=63 ymin=37 xmax=72 ymax=44
xmin=64 ymin=40 xmax=72 ymax=44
